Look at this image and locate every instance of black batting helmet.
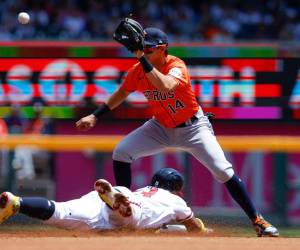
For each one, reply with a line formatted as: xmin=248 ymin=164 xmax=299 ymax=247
xmin=151 ymin=168 xmax=184 ymax=192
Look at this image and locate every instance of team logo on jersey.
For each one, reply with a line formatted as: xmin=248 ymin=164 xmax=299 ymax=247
xmin=143 ymin=90 xmax=175 ymax=101
xmin=168 ymin=67 xmax=182 ymax=79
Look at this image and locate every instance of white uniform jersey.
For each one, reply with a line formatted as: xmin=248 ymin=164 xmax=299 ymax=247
xmin=45 ymin=186 xmax=193 ymax=231
xmin=132 ymin=186 xmax=193 ymax=229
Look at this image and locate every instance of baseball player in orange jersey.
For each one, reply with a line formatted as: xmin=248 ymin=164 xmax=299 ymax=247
xmin=76 ymin=26 xmax=279 ymax=237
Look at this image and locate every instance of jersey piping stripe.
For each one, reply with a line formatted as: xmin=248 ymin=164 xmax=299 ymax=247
xmin=176 ymin=211 xmax=194 ymax=223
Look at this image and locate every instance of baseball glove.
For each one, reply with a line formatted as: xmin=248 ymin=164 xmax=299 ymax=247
xmin=113 ymin=18 xmax=145 ymax=52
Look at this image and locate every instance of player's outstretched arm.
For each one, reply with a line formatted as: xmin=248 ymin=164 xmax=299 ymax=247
xmin=105 ymin=86 xmax=130 ymax=110
xmin=76 ymin=87 xmax=129 ymax=131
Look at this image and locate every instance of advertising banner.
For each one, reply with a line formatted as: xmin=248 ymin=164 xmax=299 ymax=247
xmin=0 ymin=58 xmax=300 ymax=120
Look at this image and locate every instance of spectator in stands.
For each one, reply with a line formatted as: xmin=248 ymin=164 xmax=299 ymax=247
xmin=5 ymin=105 xmax=24 ymax=135
xmin=0 ymin=0 xmax=298 ymax=42
xmin=0 ymin=118 xmax=8 ymax=135
xmin=11 ymin=104 xmax=52 ymax=180
xmin=0 ymin=118 xmax=8 ymax=178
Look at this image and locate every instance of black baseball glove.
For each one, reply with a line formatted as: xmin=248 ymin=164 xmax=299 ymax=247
xmin=113 ymin=18 xmax=145 ymax=52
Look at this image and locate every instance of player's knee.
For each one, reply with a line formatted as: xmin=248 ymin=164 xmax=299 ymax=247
xmin=214 ymin=168 xmax=234 ymax=183
xmin=112 ymin=144 xmax=133 ymax=163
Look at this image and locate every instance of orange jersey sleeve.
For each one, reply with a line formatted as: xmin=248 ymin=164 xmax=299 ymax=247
xmin=165 ymin=57 xmax=189 ymax=85
xmin=121 ymin=62 xmax=143 ymax=93
xmin=121 ymin=55 xmax=199 ymax=128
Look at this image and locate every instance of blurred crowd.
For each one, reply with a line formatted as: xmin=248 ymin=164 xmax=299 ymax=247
xmin=0 ymin=105 xmax=54 ymax=181
xmin=0 ymin=0 xmax=299 ymax=42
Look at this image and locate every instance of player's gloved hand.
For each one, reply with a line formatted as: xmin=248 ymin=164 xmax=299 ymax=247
xmin=195 ymin=218 xmax=206 ymax=232
xmin=195 ymin=218 xmax=214 ymax=234
xmin=76 ymin=114 xmax=97 ymax=131
xmin=113 ymin=18 xmax=145 ymax=52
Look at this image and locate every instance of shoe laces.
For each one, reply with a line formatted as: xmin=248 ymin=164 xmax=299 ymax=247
xmin=253 ymin=216 xmax=271 ymax=229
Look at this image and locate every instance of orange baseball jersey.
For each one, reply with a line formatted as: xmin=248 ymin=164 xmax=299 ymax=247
xmin=121 ymin=55 xmax=199 ymax=128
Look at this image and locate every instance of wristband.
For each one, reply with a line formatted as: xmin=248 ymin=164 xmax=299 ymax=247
xmin=92 ymin=103 xmax=111 ymax=119
xmin=139 ymin=56 xmax=153 ymax=73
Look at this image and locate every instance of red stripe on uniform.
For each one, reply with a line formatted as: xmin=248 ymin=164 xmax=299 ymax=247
xmin=177 ymin=212 xmax=194 ymax=223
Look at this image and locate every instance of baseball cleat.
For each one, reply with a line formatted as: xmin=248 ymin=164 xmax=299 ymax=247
xmin=252 ymin=215 xmax=279 ymax=237
xmin=94 ymin=179 xmax=132 ymax=217
xmin=0 ymin=192 xmax=20 ymax=224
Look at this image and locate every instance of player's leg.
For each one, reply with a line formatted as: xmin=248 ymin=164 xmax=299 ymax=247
xmin=113 ymin=119 xmax=169 ymax=188
xmin=224 ymin=174 xmax=279 ymax=236
xmin=184 ymin=125 xmax=260 ymax=220
xmin=45 ymin=191 xmax=109 ymax=230
xmin=95 ymin=179 xmax=132 ymax=217
xmin=176 ymin=118 xmax=278 ymax=236
xmin=0 ymin=191 xmax=110 ymax=230
xmin=0 ymin=191 xmax=55 ymax=223
xmin=94 ymin=179 xmax=142 ymax=228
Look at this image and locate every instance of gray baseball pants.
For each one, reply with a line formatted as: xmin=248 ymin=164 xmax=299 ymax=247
xmin=112 ymin=113 xmax=234 ymax=183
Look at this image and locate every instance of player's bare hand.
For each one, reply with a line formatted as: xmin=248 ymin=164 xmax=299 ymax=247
xmin=76 ymin=114 xmax=97 ymax=131
xmin=134 ymin=50 xmax=144 ymax=58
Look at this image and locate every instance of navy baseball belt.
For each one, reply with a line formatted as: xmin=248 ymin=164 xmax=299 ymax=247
xmin=176 ymin=115 xmax=198 ymax=128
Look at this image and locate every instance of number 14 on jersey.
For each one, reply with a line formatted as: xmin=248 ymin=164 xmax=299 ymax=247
xmin=168 ymin=99 xmax=185 ymax=114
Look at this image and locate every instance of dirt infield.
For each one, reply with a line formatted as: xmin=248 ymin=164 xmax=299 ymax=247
xmin=0 ymin=229 xmax=299 ymax=250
